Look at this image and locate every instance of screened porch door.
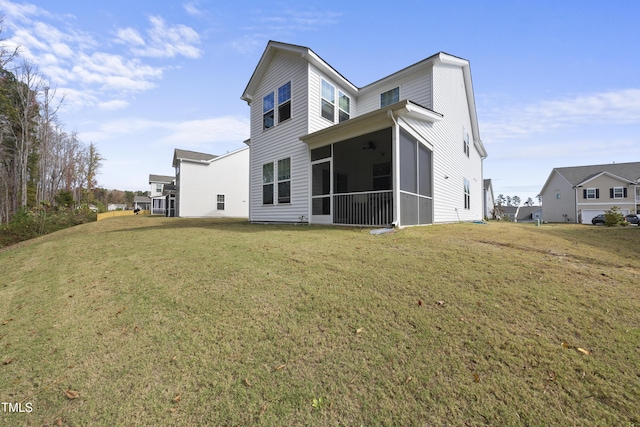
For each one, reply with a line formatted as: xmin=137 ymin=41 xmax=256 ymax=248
xmin=311 ymin=159 xmax=332 ymax=224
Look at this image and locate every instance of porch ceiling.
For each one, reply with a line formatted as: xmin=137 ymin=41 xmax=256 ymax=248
xmin=300 ymin=100 xmax=442 ymax=148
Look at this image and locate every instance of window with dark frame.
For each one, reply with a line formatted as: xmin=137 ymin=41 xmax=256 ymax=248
xmin=217 ymin=194 xmax=225 ymax=210
xmin=584 ymin=188 xmax=599 ymax=199
xmin=463 ymin=130 xmax=470 ymax=157
xmin=338 ymin=91 xmax=350 ymax=122
xmin=611 ymin=187 xmax=626 ymax=198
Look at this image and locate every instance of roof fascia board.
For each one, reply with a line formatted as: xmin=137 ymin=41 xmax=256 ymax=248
xmin=576 ymin=171 xmax=635 ymax=187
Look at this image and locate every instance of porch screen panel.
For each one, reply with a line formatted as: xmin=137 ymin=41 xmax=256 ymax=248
xmin=418 ymin=144 xmax=432 ymax=197
xmin=419 ymin=196 xmax=433 ymax=224
xmin=399 ymin=129 xmax=417 ymax=193
xmin=400 ymin=193 xmax=419 ymax=226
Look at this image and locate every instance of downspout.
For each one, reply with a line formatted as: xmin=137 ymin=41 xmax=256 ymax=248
xmin=388 ymin=110 xmax=400 ymax=227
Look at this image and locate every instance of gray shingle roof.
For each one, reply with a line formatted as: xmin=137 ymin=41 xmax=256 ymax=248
xmin=554 ymin=162 xmax=640 ymax=186
xmin=174 ymin=149 xmax=217 ymax=163
xmin=149 ymin=174 xmax=175 ymax=184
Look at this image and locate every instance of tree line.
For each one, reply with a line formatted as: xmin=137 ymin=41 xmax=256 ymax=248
xmin=0 ymin=19 xmax=103 ymax=223
xmin=495 ymin=194 xmax=542 ymax=208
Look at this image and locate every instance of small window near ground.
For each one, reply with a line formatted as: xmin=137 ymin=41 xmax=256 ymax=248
xmin=380 ymin=87 xmax=399 ymax=108
xmin=217 ymin=194 xmax=225 ymax=210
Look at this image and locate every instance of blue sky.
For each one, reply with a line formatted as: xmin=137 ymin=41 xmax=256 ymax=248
xmin=1 ymin=0 xmax=638 ymax=203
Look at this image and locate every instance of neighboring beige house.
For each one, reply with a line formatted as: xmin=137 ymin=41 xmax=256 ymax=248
xmin=241 ymin=41 xmax=487 ymax=226
xmin=540 ymin=162 xmax=640 ymax=223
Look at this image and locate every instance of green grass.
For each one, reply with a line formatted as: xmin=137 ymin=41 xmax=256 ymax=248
xmin=1 ymin=217 xmax=639 ymax=426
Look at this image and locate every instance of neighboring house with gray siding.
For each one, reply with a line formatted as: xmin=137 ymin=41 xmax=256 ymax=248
xmin=148 ymin=174 xmax=175 ymax=215
xmin=540 ymin=162 xmax=640 ymax=223
xmin=241 ymin=41 xmax=487 ymax=226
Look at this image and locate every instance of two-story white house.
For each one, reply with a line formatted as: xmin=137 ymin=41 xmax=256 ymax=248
xmin=148 ymin=174 xmax=175 ymax=215
xmin=241 ymin=41 xmax=487 ymax=226
xmin=540 ymin=162 xmax=640 ymax=223
xmin=172 ymin=147 xmax=249 ymax=218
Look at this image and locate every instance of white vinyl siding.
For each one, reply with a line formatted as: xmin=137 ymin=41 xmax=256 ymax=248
xmin=176 ymin=147 xmax=249 ymax=218
xmin=249 ymin=50 xmax=310 ymax=222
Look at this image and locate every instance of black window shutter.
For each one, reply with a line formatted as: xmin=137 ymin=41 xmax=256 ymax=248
xmin=583 ymin=189 xmax=587 ymax=199
xmin=610 ymin=188 xmax=614 ymax=198
xmin=624 ymin=188 xmax=628 ymax=198
xmin=596 ymin=189 xmax=600 ymax=199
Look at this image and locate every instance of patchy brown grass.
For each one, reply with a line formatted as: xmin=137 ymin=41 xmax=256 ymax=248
xmin=1 ymin=218 xmax=639 ymax=426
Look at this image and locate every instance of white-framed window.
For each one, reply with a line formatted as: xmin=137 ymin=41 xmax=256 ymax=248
xmin=380 ymin=87 xmax=399 ymax=108
xmin=216 ymin=194 xmax=225 ymax=210
xmin=338 ymin=91 xmax=350 ymax=122
xmin=262 ymin=163 xmax=274 ymax=205
xmin=585 ymin=188 xmax=599 ymax=199
xmin=277 ymin=158 xmax=291 ymax=204
xmin=277 ymin=82 xmax=291 ymax=123
xmin=263 ymin=81 xmax=291 ymax=130
xmin=155 ymin=183 xmax=162 ymax=193
xmin=263 ymin=92 xmax=274 ymax=130
xmin=463 ymin=130 xmax=470 ymax=157
xmin=321 ymin=79 xmax=335 ymax=121
xmin=612 ymin=187 xmax=626 ymax=198
xmin=464 ymin=178 xmax=471 ymax=209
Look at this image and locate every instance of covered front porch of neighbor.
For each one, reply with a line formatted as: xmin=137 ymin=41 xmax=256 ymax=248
xmin=302 ymin=102 xmax=439 ymax=227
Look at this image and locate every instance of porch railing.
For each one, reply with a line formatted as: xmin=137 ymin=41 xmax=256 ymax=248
xmin=151 ymin=207 xmax=165 ymax=215
xmin=333 ymin=190 xmax=393 ymax=226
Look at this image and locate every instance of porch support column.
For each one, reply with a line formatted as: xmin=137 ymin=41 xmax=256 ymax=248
xmin=389 ymin=110 xmax=401 ymax=227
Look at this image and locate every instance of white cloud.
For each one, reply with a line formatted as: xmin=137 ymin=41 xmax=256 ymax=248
xmin=1 ymin=0 xmax=201 ymax=111
xmin=97 ymin=99 xmax=130 ymax=111
xmin=481 ymin=89 xmax=640 ymax=142
xmin=79 ymin=116 xmax=250 ymax=147
xmin=117 ymin=16 xmax=202 ymax=59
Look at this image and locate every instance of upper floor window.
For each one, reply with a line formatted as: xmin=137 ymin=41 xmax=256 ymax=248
xmin=380 ymin=87 xmax=399 ymax=108
xmin=263 ymin=92 xmax=274 ymax=130
xmin=278 ymin=82 xmax=291 ymax=123
xmin=464 ymin=178 xmax=471 ymax=209
xmin=611 ymin=187 xmax=627 ymax=198
xmin=584 ymin=188 xmax=599 ymax=199
xmin=463 ymin=130 xmax=470 ymax=157
xmin=263 ymin=81 xmax=291 ymax=130
xmin=155 ymin=184 xmax=162 ymax=193
xmin=321 ymin=79 xmax=335 ymax=121
xmin=338 ymin=91 xmax=350 ymax=122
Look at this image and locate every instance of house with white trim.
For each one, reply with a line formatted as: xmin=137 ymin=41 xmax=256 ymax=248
xmin=172 ymin=147 xmax=249 ymax=218
xmin=241 ymin=41 xmax=487 ymax=226
xmin=540 ymin=162 xmax=640 ymax=223
xmin=148 ymin=174 xmax=175 ymax=215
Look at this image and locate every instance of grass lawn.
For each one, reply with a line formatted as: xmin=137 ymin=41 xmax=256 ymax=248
xmin=1 ymin=217 xmax=639 ymax=426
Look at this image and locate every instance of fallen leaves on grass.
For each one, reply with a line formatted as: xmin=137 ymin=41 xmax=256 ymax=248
xmin=173 ymin=394 xmax=181 ymax=402
xmin=2 ymin=318 xmax=14 ymax=325
xmin=116 ymin=307 xmax=126 ymax=315
xmin=244 ymin=378 xmax=252 ymax=387
xmin=562 ymin=342 xmax=591 ymax=355
xmin=356 ymin=327 xmax=364 ymax=334
xmin=437 ymin=300 xmax=445 ymax=306
xmin=65 ymin=389 xmax=79 ymax=399
xmin=3 ymin=359 xmax=12 ymax=365
xmin=577 ymin=347 xmax=590 ymax=355
xmin=274 ymin=364 xmax=286 ymax=371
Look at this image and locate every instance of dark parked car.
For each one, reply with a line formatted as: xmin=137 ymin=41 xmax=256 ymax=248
xmin=625 ymin=214 xmax=640 ymax=225
xmin=592 ymin=214 xmax=605 ymax=225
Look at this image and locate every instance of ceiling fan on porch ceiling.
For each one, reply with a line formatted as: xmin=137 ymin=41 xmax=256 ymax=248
xmin=362 ymin=141 xmax=377 ymax=151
